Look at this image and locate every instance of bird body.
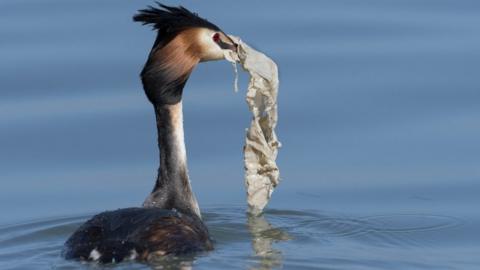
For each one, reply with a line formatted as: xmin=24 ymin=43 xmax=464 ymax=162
xmin=64 ymin=207 xmax=212 ymax=263
xmin=63 ymin=3 xmax=238 ymax=263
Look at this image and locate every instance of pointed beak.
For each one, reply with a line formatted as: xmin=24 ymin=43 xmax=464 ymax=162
xmin=226 ymin=35 xmax=238 ymax=51
xmin=219 ymin=33 xmax=238 ymax=52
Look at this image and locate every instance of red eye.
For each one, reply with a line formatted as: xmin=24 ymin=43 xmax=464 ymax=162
xmin=213 ymin=33 xmax=220 ymax=43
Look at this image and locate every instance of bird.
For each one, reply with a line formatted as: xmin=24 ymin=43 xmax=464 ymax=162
xmin=63 ymin=3 xmax=238 ymax=263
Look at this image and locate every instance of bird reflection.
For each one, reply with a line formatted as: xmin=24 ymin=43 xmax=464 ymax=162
xmin=148 ymin=255 xmax=194 ymax=270
xmin=247 ymin=213 xmax=291 ymax=270
xmin=145 ymin=211 xmax=291 ymax=270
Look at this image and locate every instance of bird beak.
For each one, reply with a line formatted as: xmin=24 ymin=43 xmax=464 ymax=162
xmin=219 ymin=33 xmax=238 ymax=52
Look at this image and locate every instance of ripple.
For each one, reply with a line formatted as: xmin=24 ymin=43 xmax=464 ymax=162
xmin=0 ymin=207 xmax=469 ymax=269
xmin=0 ymin=215 xmax=87 ymax=247
xmin=257 ymin=209 xmax=464 ymax=249
xmin=361 ymin=214 xmax=463 ymax=233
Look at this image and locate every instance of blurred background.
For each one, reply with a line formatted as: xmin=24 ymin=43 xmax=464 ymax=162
xmin=1 ymin=0 xmax=479 ymax=269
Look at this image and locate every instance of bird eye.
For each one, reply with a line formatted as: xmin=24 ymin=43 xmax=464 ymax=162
xmin=212 ymin=33 xmax=220 ymax=43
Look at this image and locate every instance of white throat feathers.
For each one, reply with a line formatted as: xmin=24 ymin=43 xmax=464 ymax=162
xmin=143 ymin=102 xmax=200 ymax=218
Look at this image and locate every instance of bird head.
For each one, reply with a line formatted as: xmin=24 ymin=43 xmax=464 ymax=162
xmin=194 ymin=28 xmax=238 ymax=62
xmin=133 ymin=3 xmax=238 ymax=105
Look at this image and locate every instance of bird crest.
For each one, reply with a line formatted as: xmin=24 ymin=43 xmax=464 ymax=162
xmin=133 ymin=2 xmax=220 ymax=47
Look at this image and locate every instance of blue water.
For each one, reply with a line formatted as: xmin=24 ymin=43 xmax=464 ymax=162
xmin=1 ymin=0 xmax=479 ymax=269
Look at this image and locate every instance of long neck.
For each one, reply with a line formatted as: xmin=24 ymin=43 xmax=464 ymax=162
xmin=143 ymin=101 xmax=201 ymax=217
xmin=140 ymin=34 xmax=202 ymax=216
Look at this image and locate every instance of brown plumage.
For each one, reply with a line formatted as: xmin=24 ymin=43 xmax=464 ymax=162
xmin=64 ymin=3 xmax=238 ymax=264
xmin=152 ymin=29 xmax=202 ymax=83
xmin=64 ymin=208 xmax=212 ymax=263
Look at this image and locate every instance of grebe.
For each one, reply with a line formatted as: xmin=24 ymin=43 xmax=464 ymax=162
xmin=63 ymin=3 xmax=238 ymax=263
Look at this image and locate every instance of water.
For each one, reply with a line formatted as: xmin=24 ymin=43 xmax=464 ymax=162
xmin=1 ymin=0 xmax=479 ymax=269
xmin=0 ymin=208 xmax=469 ymax=269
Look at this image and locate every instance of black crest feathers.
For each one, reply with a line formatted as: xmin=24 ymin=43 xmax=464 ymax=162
xmin=133 ymin=3 xmax=220 ymax=36
xmin=134 ymin=3 xmax=218 ymax=105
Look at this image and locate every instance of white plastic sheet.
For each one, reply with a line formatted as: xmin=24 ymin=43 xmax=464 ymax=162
xmin=224 ymin=37 xmax=281 ymax=215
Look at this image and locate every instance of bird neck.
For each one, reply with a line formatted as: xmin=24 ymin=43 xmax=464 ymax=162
xmin=139 ymin=35 xmax=202 ymax=216
xmin=143 ymin=101 xmax=201 ymax=217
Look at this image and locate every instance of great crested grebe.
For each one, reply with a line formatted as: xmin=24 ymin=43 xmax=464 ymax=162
xmin=63 ymin=3 xmax=238 ymax=263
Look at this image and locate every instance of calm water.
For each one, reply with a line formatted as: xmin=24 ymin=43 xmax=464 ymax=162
xmin=1 ymin=0 xmax=479 ymax=269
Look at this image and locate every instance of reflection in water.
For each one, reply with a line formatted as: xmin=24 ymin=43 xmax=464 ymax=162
xmin=148 ymin=255 xmax=194 ymax=270
xmin=247 ymin=213 xmax=291 ymax=270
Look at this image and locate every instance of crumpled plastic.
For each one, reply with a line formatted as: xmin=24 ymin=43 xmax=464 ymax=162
xmin=224 ymin=37 xmax=281 ymax=215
